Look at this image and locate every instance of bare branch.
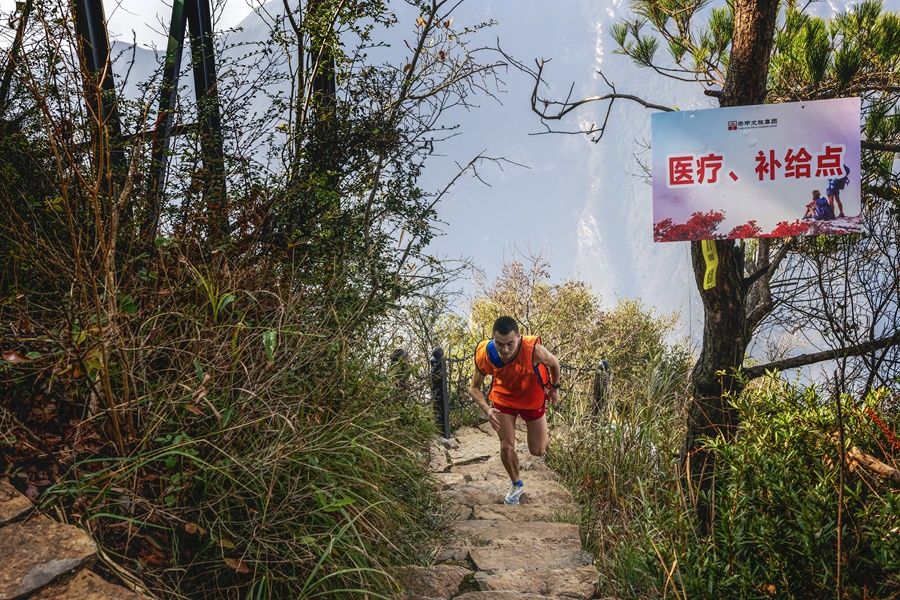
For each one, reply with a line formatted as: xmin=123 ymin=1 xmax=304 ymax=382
xmin=743 ymin=331 xmax=900 ymax=380
xmin=862 ymin=139 xmax=900 ymax=153
xmin=498 ymin=42 xmax=674 ymax=142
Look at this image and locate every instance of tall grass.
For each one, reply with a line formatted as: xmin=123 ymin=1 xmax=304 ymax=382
xmin=2 ymin=251 xmax=443 ymax=598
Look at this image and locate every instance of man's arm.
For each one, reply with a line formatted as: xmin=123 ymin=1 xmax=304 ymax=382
xmin=533 ymin=343 xmax=561 ymax=404
xmin=468 ymin=370 xmax=500 ymax=431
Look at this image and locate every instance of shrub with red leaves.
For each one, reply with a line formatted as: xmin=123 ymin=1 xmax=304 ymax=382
xmin=764 ymin=219 xmax=814 ymax=238
xmin=653 ymin=210 xmax=726 ymax=242
xmin=726 ymin=220 xmax=762 ymax=239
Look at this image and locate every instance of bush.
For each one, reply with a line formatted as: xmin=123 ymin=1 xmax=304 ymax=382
xmin=556 ymin=374 xmax=900 ymax=600
xmin=1 ymin=251 xmax=442 ymax=598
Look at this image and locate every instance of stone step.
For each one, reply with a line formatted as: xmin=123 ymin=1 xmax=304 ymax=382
xmin=452 ymin=592 xmax=559 ymax=600
xmin=474 ymin=566 xmax=597 ymax=598
xmin=392 ymin=564 xmax=473 ymax=599
xmin=439 ymin=478 xmax=573 ymax=510
xmin=472 ymin=504 xmax=578 ymax=523
xmin=0 ymin=480 xmax=32 ymax=525
xmin=450 ymin=520 xmax=581 ymax=546
xmin=0 ymin=515 xmax=97 ymax=599
xmin=29 ymin=570 xmax=145 ymax=600
xmin=468 ymin=542 xmax=593 ymax=571
xmin=429 ymin=442 xmax=451 ymax=473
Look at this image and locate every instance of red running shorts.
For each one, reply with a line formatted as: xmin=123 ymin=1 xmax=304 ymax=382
xmin=494 ymin=403 xmax=546 ymax=422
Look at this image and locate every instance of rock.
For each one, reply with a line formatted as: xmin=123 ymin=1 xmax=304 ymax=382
xmin=433 ymin=545 xmax=470 ymax=563
xmin=29 ymin=570 xmax=145 ymax=600
xmin=432 ymin=472 xmax=468 ymax=490
xmin=439 ymin=482 xmax=503 ymax=508
xmin=392 ymin=564 xmax=472 ymax=599
xmin=429 ymin=444 xmax=451 ymax=473
xmin=472 ymin=505 xmax=578 ymax=523
xmin=0 ymin=480 xmax=32 ymax=525
xmin=0 ymin=515 xmax=97 ymax=599
xmin=474 ymin=566 xmax=597 ymax=598
xmin=450 ymin=520 xmax=581 ymax=546
xmin=444 ymin=502 xmax=474 ymax=521
xmin=468 ymin=542 xmax=593 ymax=571
xmin=440 ymin=479 xmax=573 ymax=509
xmin=453 ymin=593 xmax=549 ymax=600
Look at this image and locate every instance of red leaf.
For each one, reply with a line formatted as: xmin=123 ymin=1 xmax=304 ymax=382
xmin=2 ymin=351 xmax=27 ymax=363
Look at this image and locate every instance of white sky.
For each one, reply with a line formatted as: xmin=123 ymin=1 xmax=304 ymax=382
xmin=0 ymin=0 xmax=255 ymax=48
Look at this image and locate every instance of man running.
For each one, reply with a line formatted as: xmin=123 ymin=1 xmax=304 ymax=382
xmin=467 ymin=316 xmax=561 ymax=505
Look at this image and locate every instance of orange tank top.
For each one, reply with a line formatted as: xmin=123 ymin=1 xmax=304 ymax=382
xmin=474 ymin=335 xmax=548 ymax=410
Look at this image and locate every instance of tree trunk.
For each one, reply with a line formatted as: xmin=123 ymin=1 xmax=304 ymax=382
xmin=679 ymin=0 xmax=779 ymax=534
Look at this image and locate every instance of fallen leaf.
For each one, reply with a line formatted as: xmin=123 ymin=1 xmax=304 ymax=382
xmin=183 ymin=522 xmax=205 ymax=535
xmin=137 ymin=547 xmax=167 ymax=567
xmin=223 ymin=557 xmax=250 ymax=573
xmin=2 ymin=350 xmax=27 ymax=363
xmin=218 ymin=538 xmax=236 ymax=549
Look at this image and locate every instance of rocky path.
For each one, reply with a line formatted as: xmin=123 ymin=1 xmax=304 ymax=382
xmin=0 ymin=479 xmax=146 ymax=600
xmin=395 ymin=422 xmax=599 ymax=599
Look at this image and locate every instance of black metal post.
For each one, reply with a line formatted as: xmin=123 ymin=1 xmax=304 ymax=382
xmin=146 ymin=0 xmax=188 ymax=244
xmin=146 ymin=0 xmax=228 ymax=245
xmin=72 ymin=0 xmax=125 ymax=184
xmin=185 ymin=0 xmax=228 ymax=242
xmin=591 ymin=359 xmax=611 ymax=418
xmin=0 ymin=0 xmax=33 ymax=115
xmin=430 ymin=347 xmax=450 ymax=439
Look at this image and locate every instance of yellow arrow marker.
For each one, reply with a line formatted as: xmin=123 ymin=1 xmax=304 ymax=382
xmin=701 ymin=239 xmax=718 ymax=290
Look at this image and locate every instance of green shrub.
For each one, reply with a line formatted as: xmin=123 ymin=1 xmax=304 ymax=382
xmin=560 ymin=376 xmax=900 ymax=600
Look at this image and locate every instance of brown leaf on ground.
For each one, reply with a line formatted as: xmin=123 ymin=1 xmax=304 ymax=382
xmin=183 ymin=522 xmax=205 ymax=535
xmin=2 ymin=350 xmax=27 ymax=363
xmin=223 ymin=557 xmax=250 ymax=573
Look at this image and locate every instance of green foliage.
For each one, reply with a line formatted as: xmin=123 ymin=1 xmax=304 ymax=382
xmin=558 ymin=377 xmax=900 ymax=599
xmin=0 ymin=1 xmax=500 ymax=597
xmin=434 ymin=255 xmax=689 ymax=427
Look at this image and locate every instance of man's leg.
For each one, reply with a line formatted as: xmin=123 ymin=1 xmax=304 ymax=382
xmin=497 ymin=411 xmax=520 ymax=483
xmin=525 ymin=415 xmax=549 ymax=457
xmin=835 ymin=192 xmax=844 ymax=217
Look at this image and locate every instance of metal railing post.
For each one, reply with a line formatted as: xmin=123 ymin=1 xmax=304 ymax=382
xmin=430 ymin=347 xmax=450 ymax=439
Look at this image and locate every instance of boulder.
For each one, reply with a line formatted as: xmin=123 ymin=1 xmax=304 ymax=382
xmin=0 ymin=516 xmax=97 ymax=599
xmin=392 ymin=564 xmax=472 ymax=599
xmin=474 ymin=565 xmax=597 ymax=598
xmin=30 ymin=570 xmax=145 ymax=600
xmin=0 ymin=480 xmax=32 ymax=525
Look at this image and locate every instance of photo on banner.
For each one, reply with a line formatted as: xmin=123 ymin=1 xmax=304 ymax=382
xmin=651 ymin=97 xmax=862 ymax=242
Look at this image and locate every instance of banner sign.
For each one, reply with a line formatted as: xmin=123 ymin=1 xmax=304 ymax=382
xmin=651 ymin=98 xmax=861 ymax=242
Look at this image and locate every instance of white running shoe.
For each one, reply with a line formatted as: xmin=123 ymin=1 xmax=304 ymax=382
xmin=504 ymin=480 xmax=524 ymax=505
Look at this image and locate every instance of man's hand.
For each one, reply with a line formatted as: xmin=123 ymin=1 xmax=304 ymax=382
xmin=547 ymin=386 xmax=559 ymax=406
xmin=487 ymin=407 xmax=501 ymax=432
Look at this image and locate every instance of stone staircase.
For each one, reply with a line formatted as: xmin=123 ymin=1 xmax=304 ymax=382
xmin=395 ymin=423 xmax=602 ymax=599
xmin=0 ymin=479 xmax=146 ymax=600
